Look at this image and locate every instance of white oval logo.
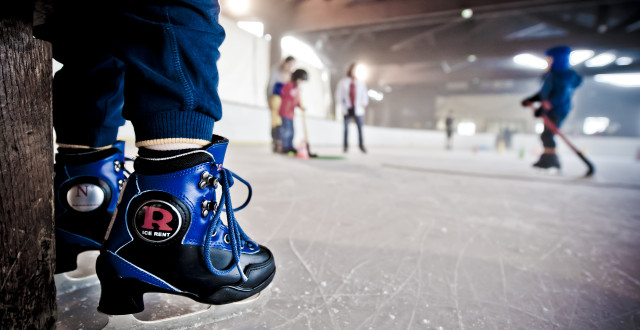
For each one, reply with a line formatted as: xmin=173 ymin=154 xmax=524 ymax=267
xmin=66 ymin=183 xmax=105 ymax=212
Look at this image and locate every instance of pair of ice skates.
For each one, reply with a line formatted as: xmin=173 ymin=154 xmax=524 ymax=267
xmin=54 ymin=136 xmax=275 ymax=328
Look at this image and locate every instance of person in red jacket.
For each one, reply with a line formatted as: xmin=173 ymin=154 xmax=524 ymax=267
xmin=279 ymin=69 xmax=308 ymax=154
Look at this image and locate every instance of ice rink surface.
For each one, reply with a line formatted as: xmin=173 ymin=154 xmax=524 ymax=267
xmin=56 ymin=144 xmax=640 ymax=330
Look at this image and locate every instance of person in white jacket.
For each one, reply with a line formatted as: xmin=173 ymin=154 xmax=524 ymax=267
xmin=335 ymin=63 xmax=369 ymax=153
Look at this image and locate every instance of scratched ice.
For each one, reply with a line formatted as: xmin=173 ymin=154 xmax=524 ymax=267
xmin=56 ymin=146 xmax=640 ymax=329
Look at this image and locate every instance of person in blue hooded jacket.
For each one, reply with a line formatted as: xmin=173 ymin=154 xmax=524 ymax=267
xmin=522 ymin=46 xmax=583 ymax=170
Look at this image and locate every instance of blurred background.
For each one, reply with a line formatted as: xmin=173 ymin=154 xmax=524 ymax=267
xmin=218 ymin=0 xmax=640 ymax=154
xmin=51 ymin=2 xmax=640 ymax=328
xmin=54 ymin=0 xmax=640 ymax=157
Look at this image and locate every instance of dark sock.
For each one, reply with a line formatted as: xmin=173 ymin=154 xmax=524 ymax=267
xmin=136 ymin=147 xmax=199 ymax=159
xmin=56 ymin=146 xmax=120 ymax=165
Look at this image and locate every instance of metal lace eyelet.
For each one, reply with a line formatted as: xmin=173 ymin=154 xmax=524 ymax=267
xmin=201 ymin=200 xmax=210 ymax=217
xmin=199 ymin=171 xmax=210 ymax=189
xmin=114 ymin=160 xmax=122 ymax=172
xmin=247 ymin=243 xmax=256 ymax=251
xmin=223 ymin=233 xmax=230 ymax=244
xmin=117 ymin=179 xmax=124 ymax=190
xmin=212 ymin=177 xmax=219 ymax=189
xmin=212 ymin=230 xmax=217 ymax=237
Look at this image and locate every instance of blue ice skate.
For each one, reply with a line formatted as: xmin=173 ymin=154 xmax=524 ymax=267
xmin=54 ymin=141 xmax=128 ymax=274
xmin=96 ymin=135 xmax=275 ymax=315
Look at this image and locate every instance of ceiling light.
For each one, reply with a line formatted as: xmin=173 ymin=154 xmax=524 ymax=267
xmin=368 ymin=89 xmax=384 ymax=101
xmin=594 ymin=73 xmax=640 ymax=87
xmin=615 ymin=57 xmax=633 ymax=66
xmin=569 ymin=50 xmax=594 ymax=66
xmin=461 ymin=9 xmax=473 ymax=19
xmin=585 ymin=53 xmax=616 ymax=67
xmin=513 ymin=53 xmax=548 ymax=70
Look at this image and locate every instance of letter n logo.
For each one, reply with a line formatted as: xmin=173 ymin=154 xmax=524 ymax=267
xmin=76 ymin=185 xmax=89 ymax=197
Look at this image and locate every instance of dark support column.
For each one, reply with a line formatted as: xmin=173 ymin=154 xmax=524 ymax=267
xmin=0 ymin=1 xmax=56 ymax=329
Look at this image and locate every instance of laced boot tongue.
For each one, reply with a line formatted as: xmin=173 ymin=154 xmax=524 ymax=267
xmin=205 ymin=167 xmax=254 ymax=282
xmin=203 ymin=135 xmax=229 ymax=169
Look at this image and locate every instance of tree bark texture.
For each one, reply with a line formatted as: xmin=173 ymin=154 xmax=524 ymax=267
xmin=0 ymin=1 xmax=56 ymax=329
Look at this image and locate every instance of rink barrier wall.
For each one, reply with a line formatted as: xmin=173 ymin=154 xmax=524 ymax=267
xmin=116 ymin=102 xmax=640 ymax=160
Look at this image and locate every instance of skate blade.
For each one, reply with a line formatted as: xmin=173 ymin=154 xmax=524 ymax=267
xmin=533 ymin=167 xmax=561 ymax=176
xmin=55 ymin=273 xmax=100 ymax=295
xmin=542 ymin=168 xmax=561 ymax=175
xmin=102 ymin=286 xmax=272 ymax=330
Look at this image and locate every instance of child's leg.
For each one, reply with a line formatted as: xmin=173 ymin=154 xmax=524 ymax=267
xmin=541 ymin=126 xmax=556 ymax=152
xmin=355 ymin=115 xmax=365 ymax=149
xmin=535 ymin=113 xmax=564 ymax=169
xmin=541 ymin=113 xmax=565 ymax=153
xmin=281 ymin=117 xmax=294 ymax=151
xmin=269 ymin=96 xmax=282 ymax=152
xmin=290 ymin=118 xmax=296 ymax=151
xmin=53 ymin=56 xmax=126 ymax=148
xmin=343 ymin=115 xmax=351 ymax=150
xmin=110 ymin=0 xmax=225 ymax=146
xmin=62 ymin=0 xmax=275 ymax=314
xmin=45 ymin=1 xmax=128 ymax=273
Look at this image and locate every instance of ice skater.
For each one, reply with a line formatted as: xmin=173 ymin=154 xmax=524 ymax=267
xmin=39 ymin=0 xmax=275 ymax=320
xmin=279 ymin=69 xmax=309 ymax=154
xmin=335 ymin=63 xmax=369 ymax=153
xmin=445 ymin=110 xmax=454 ymax=150
xmin=267 ymin=56 xmax=296 ymax=153
xmin=521 ymin=46 xmax=583 ymax=170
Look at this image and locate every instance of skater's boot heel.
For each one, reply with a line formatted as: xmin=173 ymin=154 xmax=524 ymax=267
xmin=54 ymin=238 xmax=90 ymax=274
xmin=97 ymin=280 xmax=145 ymax=315
xmin=96 ymin=255 xmax=145 ymax=315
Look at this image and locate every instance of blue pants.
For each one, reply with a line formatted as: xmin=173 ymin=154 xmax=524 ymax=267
xmin=344 ymin=114 xmax=364 ymax=148
xmin=42 ymin=0 xmax=225 ymax=147
xmin=541 ymin=112 xmax=566 ymax=148
xmin=280 ymin=117 xmax=294 ymax=151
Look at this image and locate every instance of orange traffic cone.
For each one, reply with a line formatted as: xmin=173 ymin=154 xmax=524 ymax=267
xmin=297 ymin=140 xmax=310 ymax=159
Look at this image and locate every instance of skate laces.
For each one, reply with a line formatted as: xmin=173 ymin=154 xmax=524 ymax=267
xmin=114 ymin=157 xmax=133 ymax=190
xmin=203 ymin=167 xmax=255 ymax=282
xmin=123 ymin=157 xmax=134 ymax=177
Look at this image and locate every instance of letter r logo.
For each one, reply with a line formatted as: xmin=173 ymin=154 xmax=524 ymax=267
xmin=132 ymin=196 xmax=184 ymax=243
xmin=141 ymin=206 xmax=173 ymax=231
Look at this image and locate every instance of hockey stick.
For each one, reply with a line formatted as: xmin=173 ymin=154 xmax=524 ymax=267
xmin=529 ymin=105 xmax=595 ymax=177
xmin=301 ymin=109 xmax=318 ymax=158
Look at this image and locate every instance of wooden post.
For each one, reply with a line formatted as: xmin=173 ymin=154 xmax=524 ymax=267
xmin=0 ymin=1 xmax=56 ymax=329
